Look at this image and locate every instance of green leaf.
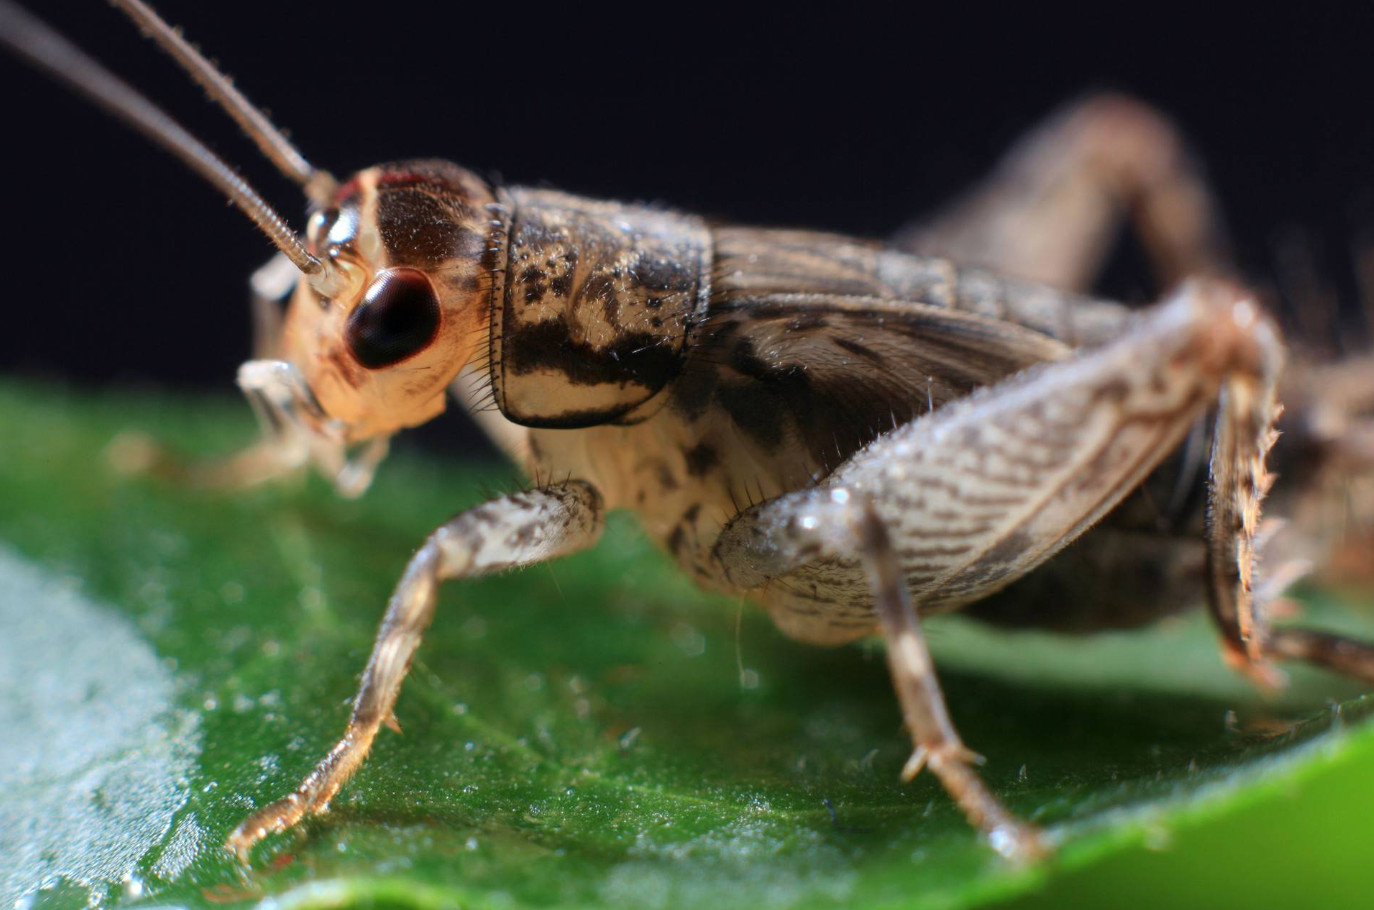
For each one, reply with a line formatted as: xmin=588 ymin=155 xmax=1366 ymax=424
xmin=2 ymin=379 xmax=1374 ymax=910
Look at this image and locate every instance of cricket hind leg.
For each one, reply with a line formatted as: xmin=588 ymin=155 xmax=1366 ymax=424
xmin=1203 ymin=332 xmax=1374 ymax=687
xmin=896 ymin=93 xmax=1231 ymax=293
xmin=714 ymin=280 xmax=1277 ymax=858
xmin=970 ymin=417 xmax=1214 ymax=632
xmin=225 ymin=480 xmax=604 ymax=863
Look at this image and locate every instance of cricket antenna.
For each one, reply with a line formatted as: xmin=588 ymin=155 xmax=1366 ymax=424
xmin=0 ymin=0 xmax=337 ymax=285
xmin=110 ymin=0 xmax=337 ymax=206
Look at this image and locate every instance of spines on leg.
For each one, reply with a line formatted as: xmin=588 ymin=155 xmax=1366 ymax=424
xmin=1203 ymin=300 xmax=1286 ymax=683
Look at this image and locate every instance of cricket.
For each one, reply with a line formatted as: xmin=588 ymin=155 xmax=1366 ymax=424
xmin=5 ymin=0 xmax=1374 ymax=869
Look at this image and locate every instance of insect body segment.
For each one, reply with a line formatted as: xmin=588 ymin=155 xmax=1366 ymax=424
xmin=284 ymin=162 xmax=499 ymax=441
xmin=491 ymin=188 xmax=712 ymax=427
xmin=12 ymin=0 xmax=1374 ymax=870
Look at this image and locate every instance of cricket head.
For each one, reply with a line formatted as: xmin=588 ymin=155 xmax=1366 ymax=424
xmin=279 ymin=161 xmax=501 ymax=442
xmin=0 ymin=0 xmax=515 ymax=495
xmin=230 ymin=160 xmax=504 ymax=496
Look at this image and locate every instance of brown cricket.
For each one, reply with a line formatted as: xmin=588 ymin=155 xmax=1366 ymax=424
xmin=5 ymin=0 xmax=1374 ymax=866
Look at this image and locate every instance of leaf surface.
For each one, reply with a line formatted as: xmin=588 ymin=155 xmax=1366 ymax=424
xmin=2 ymin=381 xmax=1373 ymax=910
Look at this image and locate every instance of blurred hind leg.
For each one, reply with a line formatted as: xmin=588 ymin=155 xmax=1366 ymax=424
xmin=896 ymin=93 xmax=1231 ymax=292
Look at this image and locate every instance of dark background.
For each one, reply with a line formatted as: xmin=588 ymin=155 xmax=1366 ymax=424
xmin=3 ymin=4 xmax=1374 ymax=407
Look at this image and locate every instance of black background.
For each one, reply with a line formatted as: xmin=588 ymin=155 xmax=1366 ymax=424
xmin=3 ymin=3 xmax=1374 ymax=405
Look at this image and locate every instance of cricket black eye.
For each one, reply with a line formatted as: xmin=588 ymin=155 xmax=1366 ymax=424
xmin=346 ymin=268 xmax=441 ymax=368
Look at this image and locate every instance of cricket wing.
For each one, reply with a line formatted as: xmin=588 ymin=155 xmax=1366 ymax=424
xmin=677 ymin=293 xmax=1073 ymax=471
xmin=711 ymin=226 xmax=1130 ymax=346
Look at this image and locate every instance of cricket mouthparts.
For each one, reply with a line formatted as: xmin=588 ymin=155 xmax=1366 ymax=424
xmin=237 ymin=359 xmax=389 ymax=497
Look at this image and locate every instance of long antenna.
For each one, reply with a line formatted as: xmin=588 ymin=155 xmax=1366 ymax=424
xmin=0 ymin=0 xmax=326 ymax=278
xmin=110 ymin=0 xmax=337 ymax=206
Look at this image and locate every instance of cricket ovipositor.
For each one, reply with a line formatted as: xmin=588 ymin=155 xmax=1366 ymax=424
xmin=5 ymin=0 xmax=1374 ymax=867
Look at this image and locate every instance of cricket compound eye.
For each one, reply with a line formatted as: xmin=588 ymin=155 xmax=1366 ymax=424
xmin=345 ymin=268 xmax=442 ymax=368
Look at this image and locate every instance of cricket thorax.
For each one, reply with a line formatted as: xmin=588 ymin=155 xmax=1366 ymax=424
xmin=487 ymin=188 xmax=712 ymax=427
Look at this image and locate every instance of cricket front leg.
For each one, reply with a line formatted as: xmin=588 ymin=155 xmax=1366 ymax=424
xmin=107 ymin=256 xmax=348 ymax=493
xmin=110 ymin=357 xmax=390 ymax=497
xmin=225 ymin=480 xmax=604 ymax=863
xmin=897 ymin=93 xmax=1231 ymax=292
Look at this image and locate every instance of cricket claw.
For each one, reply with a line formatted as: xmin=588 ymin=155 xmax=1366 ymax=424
xmin=988 ymin=820 xmax=1050 ymax=865
xmin=1221 ymin=640 xmax=1288 ymax=693
xmin=225 ymin=792 xmax=308 ymax=865
xmin=901 ymin=743 xmax=987 ymax=782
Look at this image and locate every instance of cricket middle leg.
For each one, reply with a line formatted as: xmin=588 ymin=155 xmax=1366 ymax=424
xmin=857 ymin=500 xmax=1044 ymax=861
